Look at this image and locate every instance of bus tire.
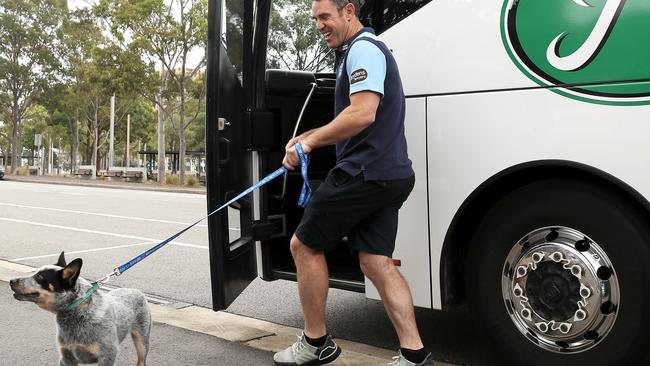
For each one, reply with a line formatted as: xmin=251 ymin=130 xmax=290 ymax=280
xmin=467 ymin=178 xmax=650 ymax=366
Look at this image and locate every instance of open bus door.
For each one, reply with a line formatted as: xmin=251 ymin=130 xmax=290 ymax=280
xmin=206 ymin=0 xmax=365 ymax=311
xmin=205 ymin=0 xmax=267 ymax=310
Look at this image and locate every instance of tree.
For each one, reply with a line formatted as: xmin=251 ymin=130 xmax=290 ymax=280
xmin=99 ymin=0 xmax=208 ymax=185
xmin=48 ymin=7 xmax=105 ymax=173
xmin=268 ymin=0 xmax=334 ymax=72
xmin=21 ymin=104 xmax=48 ymax=167
xmin=0 ymin=0 xmax=64 ymax=173
xmin=0 ymin=96 xmax=10 ymax=168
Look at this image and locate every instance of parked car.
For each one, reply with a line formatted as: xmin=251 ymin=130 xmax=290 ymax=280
xmin=0 ymin=166 xmax=4 ymax=179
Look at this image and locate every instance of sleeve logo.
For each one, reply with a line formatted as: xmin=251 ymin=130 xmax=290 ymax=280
xmin=350 ymin=69 xmax=368 ymax=84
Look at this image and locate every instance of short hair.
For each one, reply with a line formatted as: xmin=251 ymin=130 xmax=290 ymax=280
xmin=323 ymin=0 xmax=361 ymax=16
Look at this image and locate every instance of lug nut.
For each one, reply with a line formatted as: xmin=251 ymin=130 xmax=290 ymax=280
xmin=571 ymin=265 xmax=582 ymax=278
xmin=536 ymin=322 xmax=549 ymax=333
xmin=517 ymin=266 xmax=527 ymax=278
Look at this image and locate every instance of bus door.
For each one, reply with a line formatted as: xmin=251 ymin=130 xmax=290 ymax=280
xmin=207 ymin=0 xmax=365 ymax=311
xmin=205 ymin=0 xmax=265 ymax=310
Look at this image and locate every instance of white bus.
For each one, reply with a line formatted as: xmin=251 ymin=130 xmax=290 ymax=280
xmin=204 ymin=1 xmax=650 ymax=365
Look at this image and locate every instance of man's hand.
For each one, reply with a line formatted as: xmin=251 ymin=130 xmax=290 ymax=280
xmin=283 ymin=139 xmax=313 ymax=170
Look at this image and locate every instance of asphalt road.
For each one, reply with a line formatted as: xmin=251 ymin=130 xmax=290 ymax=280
xmin=0 ymin=180 xmax=500 ymax=366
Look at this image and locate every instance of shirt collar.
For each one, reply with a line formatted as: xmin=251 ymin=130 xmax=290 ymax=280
xmin=338 ymin=27 xmax=375 ymax=53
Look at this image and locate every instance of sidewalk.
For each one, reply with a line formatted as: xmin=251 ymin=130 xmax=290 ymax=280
xmin=0 ymin=259 xmax=399 ymax=366
xmin=3 ymin=174 xmax=206 ymax=195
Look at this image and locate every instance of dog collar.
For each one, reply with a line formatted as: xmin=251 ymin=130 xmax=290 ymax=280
xmin=63 ymin=282 xmax=100 ymax=312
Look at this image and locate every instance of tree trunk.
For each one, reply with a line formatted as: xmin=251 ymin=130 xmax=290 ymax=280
xmin=157 ymin=97 xmax=166 ymax=183
xmin=11 ymin=120 xmax=20 ymax=174
xmin=179 ymin=85 xmax=186 ymax=185
xmin=71 ymin=119 xmax=79 ymax=173
xmin=90 ymin=105 xmax=98 ymax=180
xmin=10 ymin=102 xmax=21 ymax=173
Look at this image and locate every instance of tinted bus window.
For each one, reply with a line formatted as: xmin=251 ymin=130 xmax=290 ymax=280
xmin=358 ymin=0 xmax=433 ymax=34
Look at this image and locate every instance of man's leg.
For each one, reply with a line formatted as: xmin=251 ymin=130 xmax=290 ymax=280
xmin=290 ymin=234 xmax=329 ymax=338
xmin=273 ymin=235 xmax=341 ymax=365
xmin=359 ymin=251 xmax=423 ymax=349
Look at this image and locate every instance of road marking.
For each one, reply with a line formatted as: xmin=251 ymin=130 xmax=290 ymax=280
xmin=0 ymin=202 xmax=209 ymax=228
xmin=0 ymin=217 xmax=208 ymax=250
xmin=10 ymin=241 xmax=158 ymax=261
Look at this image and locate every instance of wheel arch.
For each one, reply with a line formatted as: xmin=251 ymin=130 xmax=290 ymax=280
xmin=439 ymin=159 xmax=650 ymax=309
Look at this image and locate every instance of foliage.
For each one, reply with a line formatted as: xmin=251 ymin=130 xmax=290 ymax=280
xmin=0 ymin=0 xmax=333 ymax=178
xmin=99 ymin=0 xmax=208 ymax=183
xmin=184 ymin=174 xmax=197 ymax=187
xmin=14 ymin=167 xmax=30 ymax=175
xmin=164 ymin=173 xmax=179 ymax=185
xmin=0 ymin=0 xmax=65 ymax=170
xmin=268 ymin=0 xmax=334 ymax=72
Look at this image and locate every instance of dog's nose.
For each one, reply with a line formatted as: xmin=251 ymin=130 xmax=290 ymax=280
xmin=9 ymin=279 xmax=16 ymax=287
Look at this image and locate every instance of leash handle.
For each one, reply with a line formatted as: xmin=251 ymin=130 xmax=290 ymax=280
xmin=296 ymin=143 xmax=312 ymax=208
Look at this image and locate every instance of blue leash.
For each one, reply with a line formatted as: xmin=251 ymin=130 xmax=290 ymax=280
xmin=69 ymin=144 xmax=311 ymax=310
xmin=116 ymin=144 xmax=312 ymax=276
xmin=296 ymin=143 xmax=311 ymax=208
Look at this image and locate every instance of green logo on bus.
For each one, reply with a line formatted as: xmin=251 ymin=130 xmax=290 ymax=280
xmin=501 ymin=0 xmax=650 ymax=105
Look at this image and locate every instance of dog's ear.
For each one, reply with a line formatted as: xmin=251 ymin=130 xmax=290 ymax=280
xmin=60 ymin=258 xmax=82 ymax=289
xmin=56 ymin=251 xmax=67 ymax=267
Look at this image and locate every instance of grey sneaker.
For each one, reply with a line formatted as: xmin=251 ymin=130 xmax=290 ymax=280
xmin=388 ymin=350 xmax=435 ymax=366
xmin=273 ymin=333 xmax=341 ymax=366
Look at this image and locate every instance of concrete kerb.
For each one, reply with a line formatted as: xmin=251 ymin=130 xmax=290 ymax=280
xmin=0 ymin=259 xmax=394 ymax=365
xmin=3 ymin=175 xmax=206 ymax=195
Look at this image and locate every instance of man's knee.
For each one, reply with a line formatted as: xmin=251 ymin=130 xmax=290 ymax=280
xmin=359 ymin=252 xmax=393 ymax=280
xmin=290 ymin=235 xmax=318 ymax=260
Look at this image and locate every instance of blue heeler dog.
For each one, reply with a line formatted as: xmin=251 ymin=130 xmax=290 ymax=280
xmin=9 ymin=252 xmax=151 ymax=366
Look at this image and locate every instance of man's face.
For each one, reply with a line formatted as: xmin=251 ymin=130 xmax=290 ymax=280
xmin=312 ymin=0 xmax=353 ymax=49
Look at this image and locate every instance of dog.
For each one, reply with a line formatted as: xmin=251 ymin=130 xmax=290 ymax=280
xmin=9 ymin=252 xmax=151 ymax=366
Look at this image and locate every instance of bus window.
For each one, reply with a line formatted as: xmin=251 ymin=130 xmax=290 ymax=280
xmin=267 ymin=1 xmax=334 ymax=73
xmin=223 ymin=0 xmax=244 ymax=79
xmin=358 ymin=0 xmax=433 ymax=35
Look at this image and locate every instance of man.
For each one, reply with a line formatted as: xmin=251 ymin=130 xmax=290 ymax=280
xmin=274 ymin=1 xmax=434 ymax=365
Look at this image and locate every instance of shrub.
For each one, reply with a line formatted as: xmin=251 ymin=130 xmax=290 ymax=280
xmin=15 ymin=167 xmax=30 ymax=176
xmin=185 ymin=175 xmax=198 ymax=187
xmin=164 ymin=173 xmax=179 ymax=185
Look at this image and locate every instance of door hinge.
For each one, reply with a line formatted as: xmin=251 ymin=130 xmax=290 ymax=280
xmin=251 ymin=214 xmax=286 ymax=241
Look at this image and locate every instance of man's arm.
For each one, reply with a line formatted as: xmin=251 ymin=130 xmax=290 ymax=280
xmin=282 ymin=91 xmax=381 ymax=170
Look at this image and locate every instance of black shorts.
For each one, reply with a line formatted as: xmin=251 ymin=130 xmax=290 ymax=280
xmin=295 ymin=168 xmax=415 ymax=257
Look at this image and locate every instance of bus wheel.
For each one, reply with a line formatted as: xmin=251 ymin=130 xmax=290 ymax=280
xmin=467 ymin=179 xmax=650 ymax=366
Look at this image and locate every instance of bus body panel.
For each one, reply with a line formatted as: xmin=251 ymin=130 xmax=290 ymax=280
xmin=364 ymin=97 xmax=432 ymax=308
xmin=379 ymin=0 xmax=534 ymax=96
xmin=425 ymin=88 xmax=650 ymax=308
xmin=355 ymin=0 xmax=650 ymax=309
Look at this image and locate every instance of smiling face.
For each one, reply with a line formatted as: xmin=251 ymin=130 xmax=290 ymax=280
xmin=311 ymin=0 xmax=358 ymax=49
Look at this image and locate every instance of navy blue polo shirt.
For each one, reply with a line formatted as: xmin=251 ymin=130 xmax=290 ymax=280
xmin=334 ymin=27 xmax=413 ymax=181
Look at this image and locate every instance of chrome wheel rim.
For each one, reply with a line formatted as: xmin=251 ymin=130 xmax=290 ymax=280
xmin=502 ymin=226 xmax=620 ymax=353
